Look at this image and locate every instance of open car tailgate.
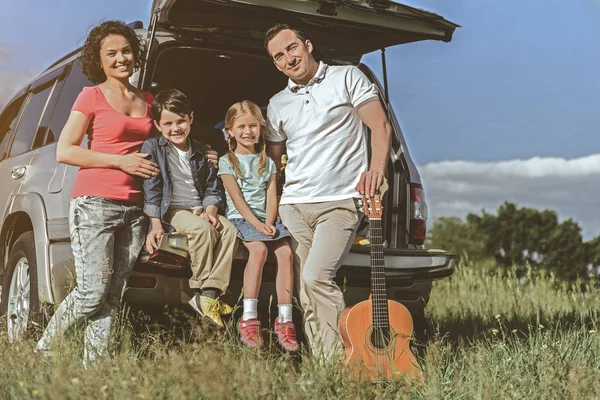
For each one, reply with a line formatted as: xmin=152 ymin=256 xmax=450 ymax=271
xmin=138 ymin=233 xmax=455 ymax=285
xmin=150 ymin=0 xmax=459 ymax=62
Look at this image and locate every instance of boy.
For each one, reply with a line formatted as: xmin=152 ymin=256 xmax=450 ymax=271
xmin=141 ymin=88 xmax=237 ymax=329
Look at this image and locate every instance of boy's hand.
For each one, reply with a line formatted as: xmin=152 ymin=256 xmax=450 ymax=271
xmin=204 ymin=145 xmax=218 ymax=167
xmin=203 ymin=205 xmax=222 ymax=229
xmin=146 ymin=228 xmax=164 ymax=254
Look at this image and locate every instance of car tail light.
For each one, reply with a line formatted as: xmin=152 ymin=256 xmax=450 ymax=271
xmin=140 ymin=250 xmax=189 ymax=269
xmin=127 ymin=276 xmax=157 ymax=289
xmin=394 ymin=290 xmax=420 ymax=301
xmin=409 ymin=183 xmax=428 ymax=245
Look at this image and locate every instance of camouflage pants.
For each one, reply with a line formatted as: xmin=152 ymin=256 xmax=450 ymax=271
xmin=37 ymin=196 xmax=146 ymax=364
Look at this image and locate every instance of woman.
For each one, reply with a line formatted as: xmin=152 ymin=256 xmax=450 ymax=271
xmin=36 ymin=21 xmax=159 ymax=364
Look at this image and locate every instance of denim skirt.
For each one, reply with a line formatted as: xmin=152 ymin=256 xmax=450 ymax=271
xmin=229 ymin=217 xmax=291 ymax=242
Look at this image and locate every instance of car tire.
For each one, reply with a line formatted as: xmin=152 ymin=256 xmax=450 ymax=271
xmin=410 ymin=304 xmax=431 ymax=346
xmin=0 ymin=231 xmax=43 ymax=342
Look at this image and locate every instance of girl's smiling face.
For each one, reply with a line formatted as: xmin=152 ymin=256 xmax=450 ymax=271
xmin=228 ymin=112 xmax=261 ymax=153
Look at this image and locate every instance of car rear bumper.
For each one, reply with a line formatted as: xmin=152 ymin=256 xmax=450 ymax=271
xmin=126 ymin=236 xmax=455 ymax=310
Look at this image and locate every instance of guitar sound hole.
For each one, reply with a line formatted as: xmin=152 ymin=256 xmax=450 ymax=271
xmin=370 ymin=327 xmax=391 ymax=350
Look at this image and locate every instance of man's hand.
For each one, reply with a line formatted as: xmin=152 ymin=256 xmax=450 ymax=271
xmin=146 ymin=227 xmax=164 ymax=254
xmin=356 ymin=169 xmax=385 ymax=198
xmin=203 ymin=205 xmax=222 ymax=229
xmin=204 ymin=144 xmax=218 ymax=166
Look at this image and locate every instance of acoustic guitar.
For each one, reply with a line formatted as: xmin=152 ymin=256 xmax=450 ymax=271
xmin=339 ymin=189 xmax=423 ymax=382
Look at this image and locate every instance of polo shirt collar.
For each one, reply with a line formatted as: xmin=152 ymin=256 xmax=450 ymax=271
xmin=287 ymin=61 xmax=328 ymax=93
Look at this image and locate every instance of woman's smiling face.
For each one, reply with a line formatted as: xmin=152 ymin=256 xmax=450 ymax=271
xmin=99 ymin=34 xmax=135 ymax=81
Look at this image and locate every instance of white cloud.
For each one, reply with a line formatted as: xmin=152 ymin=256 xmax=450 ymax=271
xmin=0 ymin=44 xmax=39 ymax=109
xmin=420 ymin=154 xmax=600 ymax=240
xmin=0 ymin=44 xmax=11 ymax=66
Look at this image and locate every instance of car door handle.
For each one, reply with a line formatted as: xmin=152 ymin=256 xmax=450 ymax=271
xmin=11 ymin=166 xmax=26 ymax=180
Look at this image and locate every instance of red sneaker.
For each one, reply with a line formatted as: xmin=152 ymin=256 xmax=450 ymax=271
xmin=274 ymin=320 xmax=299 ymax=352
xmin=239 ymin=318 xmax=264 ymax=349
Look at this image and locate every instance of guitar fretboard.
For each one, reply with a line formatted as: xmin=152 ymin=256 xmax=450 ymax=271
xmin=370 ymin=218 xmax=390 ymax=332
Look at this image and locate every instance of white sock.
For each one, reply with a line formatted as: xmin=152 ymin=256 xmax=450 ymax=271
xmin=242 ymin=298 xmax=258 ymax=321
xmin=278 ymin=304 xmax=293 ymax=323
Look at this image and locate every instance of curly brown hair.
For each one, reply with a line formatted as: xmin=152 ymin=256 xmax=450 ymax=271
xmin=79 ymin=21 xmax=143 ymax=84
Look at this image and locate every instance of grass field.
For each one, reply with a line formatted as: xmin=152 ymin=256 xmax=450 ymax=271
xmin=1 ymin=261 xmax=600 ymax=399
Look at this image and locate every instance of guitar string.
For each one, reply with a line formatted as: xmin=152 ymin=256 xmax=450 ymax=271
xmin=370 ymin=216 xmax=389 ymax=375
xmin=368 ymin=197 xmax=394 ymax=377
xmin=373 ymin=218 xmax=389 ymax=377
xmin=369 ymin=203 xmax=381 ymax=373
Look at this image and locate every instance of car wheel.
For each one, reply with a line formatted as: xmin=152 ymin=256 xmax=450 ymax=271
xmin=0 ymin=231 xmax=42 ymax=342
xmin=410 ymin=304 xmax=431 ymax=346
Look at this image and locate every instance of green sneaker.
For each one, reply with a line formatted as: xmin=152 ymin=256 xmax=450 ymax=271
xmin=219 ymin=298 xmax=234 ymax=316
xmin=189 ymin=294 xmax=224 ymax=329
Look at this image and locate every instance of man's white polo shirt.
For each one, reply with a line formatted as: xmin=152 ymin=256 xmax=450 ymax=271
xmin=267 ymin=61 xmax=379 ymax=205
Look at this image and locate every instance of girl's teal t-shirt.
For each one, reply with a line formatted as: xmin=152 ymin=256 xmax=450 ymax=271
xmin=217 ymin=154 xmax=277 ymax=220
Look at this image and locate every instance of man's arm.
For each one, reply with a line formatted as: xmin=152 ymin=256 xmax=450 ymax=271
xmin=356 ymin=100 xmax=392 ymax=197
xmin=266 ymin=142 xmax=286 ymax=177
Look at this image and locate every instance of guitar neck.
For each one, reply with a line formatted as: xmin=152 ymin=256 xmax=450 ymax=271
xmin=370 ymin=218 xmax=389 ymax=329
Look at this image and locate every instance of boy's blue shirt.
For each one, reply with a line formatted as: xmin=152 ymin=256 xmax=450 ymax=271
xmin=141 ymin=135 xmax=225 ymax=231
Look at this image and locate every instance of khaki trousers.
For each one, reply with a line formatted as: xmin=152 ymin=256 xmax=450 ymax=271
xmin=165 ymin=208 xmax=238 ymax=293
xmin=279 ymin=198 xmax=362 ymax=359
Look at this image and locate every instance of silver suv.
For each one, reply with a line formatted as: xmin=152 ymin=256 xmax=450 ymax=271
xmin=0 ymin=0 xmax=458 ymax=342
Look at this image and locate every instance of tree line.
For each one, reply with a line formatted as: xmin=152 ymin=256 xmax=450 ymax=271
xmin=426 ymin=202 xmax=600 ymax=281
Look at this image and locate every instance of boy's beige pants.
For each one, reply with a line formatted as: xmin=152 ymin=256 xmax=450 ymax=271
xmin=279 ymin=198 xmax=362 ymax=360
xmin=165 ymin=207 xmax=238 ymax=293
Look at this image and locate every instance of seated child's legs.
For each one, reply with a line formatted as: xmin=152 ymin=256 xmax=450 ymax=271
xmin=270 ymin=238 xmax=298 ymax=351
xmin=165 ymin=208 xmax=237 ymax=329
xmin=271 ymin=238 xmax=294 ymax=307
xmin=239 ymin=241 xmax=268 ymax=348
xmin=165 ymin=208 xmax=234 ymax=293
xmin=238 ymin=239 xmax=298 ymax=351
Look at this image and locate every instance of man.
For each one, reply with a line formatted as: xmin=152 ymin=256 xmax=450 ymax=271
xmin=264 ymin=24 xmax=392 ymax=359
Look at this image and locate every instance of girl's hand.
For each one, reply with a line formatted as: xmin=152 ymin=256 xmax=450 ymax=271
xmin=146 ymin=228 xmax=164 ymax=254
xmin=119 ymin=153 xmax=159 ymax=178
xmin=265 ymin=223 xmax=277 ymax=236
xmin=255 ymin=222 xmax=275 ymax=237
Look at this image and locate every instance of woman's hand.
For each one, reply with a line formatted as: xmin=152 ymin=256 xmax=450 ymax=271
xmin=146 ymin=227 xmax=164 ymax=254
xmin=119 ymin=153 xmax=159 ymax=178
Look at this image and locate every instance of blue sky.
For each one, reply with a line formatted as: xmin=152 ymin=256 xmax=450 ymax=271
xmin=0 ymin=0 xmax=598 ymax=238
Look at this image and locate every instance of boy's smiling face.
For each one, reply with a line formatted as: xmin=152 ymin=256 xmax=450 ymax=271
xmin=154 ymin=109 xmax=194 ymax=151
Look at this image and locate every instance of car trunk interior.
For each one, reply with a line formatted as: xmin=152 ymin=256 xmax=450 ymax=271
xmin=149 ymin=44 xmax=408 ymax=247
xmin=149 ymin=45 xmax=287 ymax=154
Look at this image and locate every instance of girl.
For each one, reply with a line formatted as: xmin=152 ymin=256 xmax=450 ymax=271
xmin=218 ymin=101 xmax=298 ymax=351
xmin=36 ymin=21 xmax=158 ymax=364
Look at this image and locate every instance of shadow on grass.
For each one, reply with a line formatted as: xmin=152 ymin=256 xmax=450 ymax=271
xmin=423 ymin=310 xmax=598 ymax=348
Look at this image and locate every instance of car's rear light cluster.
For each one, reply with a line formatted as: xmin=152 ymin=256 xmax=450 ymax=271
xmin=127 ymin=276 xmax=157 ymax=289
xmin=140 ymin=250 xmax=189 ymax=269
xmin=409 ymin=183 xmax=428 ymax=245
